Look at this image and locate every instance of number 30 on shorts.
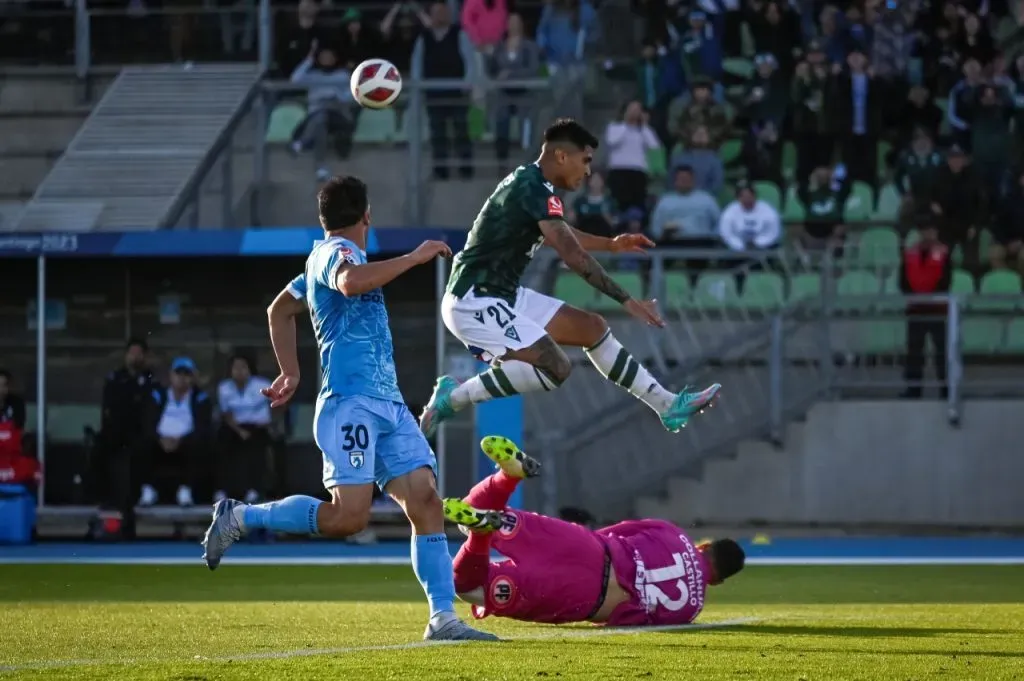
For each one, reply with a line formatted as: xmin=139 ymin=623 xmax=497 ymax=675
xmin=341 ymin=424 xmax=369 ymax=451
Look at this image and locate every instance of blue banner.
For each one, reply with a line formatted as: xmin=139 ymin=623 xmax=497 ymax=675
xmin=0 ymin=227 xmax=468 ymax=258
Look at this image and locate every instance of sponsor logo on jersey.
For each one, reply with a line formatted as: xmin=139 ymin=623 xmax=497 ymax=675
xmin=498 ymin=511 xmax=520 ymax=538
xmin=349 ymin=451 xmax=364 ymax=469
xmin=504 ymin=326 xmax=520 ymax=342
xmin=547 ymin=196 xmax=564 ymax=217
xmin=490 ymin=576 xmax=516 ymax=608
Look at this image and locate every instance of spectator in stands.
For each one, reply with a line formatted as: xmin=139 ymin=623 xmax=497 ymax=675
xmin=836 ymin=4 xmax=874 ymax=57
xmin=958 ymin=12 xmax=996 ymax=66
xmin=872 ymin=2 xmax=919 ymax=127
xmin=830 ymin=48 xmax=883 ymax=187
xmin=970 ymin=83 xmax=1015 ymax=193
xmin=569 ymin=171 xmax=617 ymax=237
xmin=338 ymin=9 xmax=383 ymax=72
xmin=747 ymin=2 xmax=801 ymax=75
xmin=461 ymin=0 xmax=508 ymax=56
xmin=635 ymin=40 xmax=685 ymax=147
xmin=990 ymin=167 xmax=1024 ymax=274
xmin=0 ymin=370 xmax=37 ymax=488
xmin=289 ymin=45 xmax=360 ymax=181
xmin=490 ymin=12 xmax=541 ymax=173
xmin=381 ymin=2 xmax=430 ymax=74
xmin=898 ymin=216 xmax=951 ymax=400
xmin=918 ymin=20 xmax=961 ymax=97
xmin=930 ymin=144 xmax=982 ymax=265
xmin=817 ymin=6 xmax=848 ymax=65
xmin=741 ymin=53 xmax=787 ymax=131
xmin=214 ymin=0 xmax=257 ymax=57
xmin=791 ymin=42 xmax=835 ymax=184
xmin=948 ymin=58 xmax=985 ymax=148
xmin=678 ymin=9 xmax=724 ymax=85
xmin=215 ymin=355 xmax=273 ymax=505
xmin=894 ymin=128 xmax=944 ymax=230
xmin=718 ymin=180 xmax=782 ymax=252
xmin=536 ymin=0 xmax=598 ymax=75
xmin=649 ymin=165 xmax=721 ymax=245
xmin=605 ymin=100 xmax=662 ymax=214
xmin=671 ymin=125 xmax=724 ymax=195
xmin=96 ymin=339 xmax=156 ymax=515
xmin=411 ymin=0 xmax=477 ymax=180
xmin=138 ymin=357 xmax=212 ymax=508
xmin=798 ymin=164 xmax=850 ymax=251
xmin=275 ymin=0 xmax=326 ymax=78
xmin=898 ymin=85 xmax=943 ymax=147
xmin=668 ymin=78 xmax=730 ymax=150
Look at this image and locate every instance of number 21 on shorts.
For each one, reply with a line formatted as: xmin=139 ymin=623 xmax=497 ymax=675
xmin=342 ymin=423 xmax=369 ymax=470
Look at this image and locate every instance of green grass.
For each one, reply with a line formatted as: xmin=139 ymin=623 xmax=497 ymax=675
xmin=2 ymin=565 xmax=1023 ymax=680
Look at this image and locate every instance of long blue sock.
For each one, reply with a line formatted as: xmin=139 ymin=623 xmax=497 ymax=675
xmin=243 ymin=495 xmax=322 ymax=535
xmin=411 ymin=533 xmax=456 ymax=618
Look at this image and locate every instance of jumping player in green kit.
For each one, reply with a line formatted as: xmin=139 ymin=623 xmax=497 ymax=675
xmin=419 ymin=119 xmax=720 ymax=436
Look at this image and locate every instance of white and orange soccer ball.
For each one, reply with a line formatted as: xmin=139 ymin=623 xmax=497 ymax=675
xmin=349 ymin=58 xmax=403 ymax=109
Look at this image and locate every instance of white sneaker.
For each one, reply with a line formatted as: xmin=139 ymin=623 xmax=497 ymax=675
xmin=138 ymin=484 xmax=157 ymax=506
xmin=176 ymin=485 xmax=194 ymax=507
xmin=214 ymin=490 xmax=227 ymax=503
xmin=243 ymin=489 xmax=260 ymax=504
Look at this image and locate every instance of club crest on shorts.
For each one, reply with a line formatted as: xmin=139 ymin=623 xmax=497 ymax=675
xmin=490 ymin=576 xmax=516 ymax=608
xmin=498 ymin=511 xmax=520 ymax=538
xmin=349 ymin=451 xmax=365 ymax=469
xmin=504 ymin=326 xmax=520 ymax=342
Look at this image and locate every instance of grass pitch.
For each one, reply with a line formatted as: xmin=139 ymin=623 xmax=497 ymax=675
xmin=1 ymin=564 xmax=1023 ymax=680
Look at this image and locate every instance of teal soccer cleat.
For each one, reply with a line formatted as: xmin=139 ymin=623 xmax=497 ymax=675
xmin=419 ymin=375 xmax=459 ymax=438
xmin=660 ymin=383 xmax=721 ymax=433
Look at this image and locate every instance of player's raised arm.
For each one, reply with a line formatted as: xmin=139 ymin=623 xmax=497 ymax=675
xmin=264 ymin=283 xmax=307 ymax=407
xmin=334 ymin=240 xmax=452 ymax=296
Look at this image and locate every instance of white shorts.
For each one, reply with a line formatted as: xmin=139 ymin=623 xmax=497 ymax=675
xmin=441 ymin=286 xmax=564 ymax=362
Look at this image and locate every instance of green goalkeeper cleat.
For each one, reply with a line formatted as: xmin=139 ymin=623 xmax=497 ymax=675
xmin=480 ymin=435 xmax=542 ymax=479
xmin=442 ymin=498 xmax=502 ymax=533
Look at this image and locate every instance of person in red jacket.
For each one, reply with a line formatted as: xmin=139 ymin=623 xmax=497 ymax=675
xmin=898 ymin=218 xmax=952 ymax=399
xmin=0 ymin=370 xmax=39 ymax=486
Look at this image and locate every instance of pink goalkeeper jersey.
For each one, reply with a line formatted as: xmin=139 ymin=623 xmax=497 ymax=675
xmin=597 ymin=519 xmax=711 ymax=626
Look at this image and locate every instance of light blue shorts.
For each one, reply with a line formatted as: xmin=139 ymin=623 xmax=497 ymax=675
xmin=315 ymin=394 xmax=437 ymax=490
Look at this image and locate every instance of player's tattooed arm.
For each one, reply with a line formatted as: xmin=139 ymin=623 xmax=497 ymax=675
xmin=538 ymin=219 xmax=632 ymax=303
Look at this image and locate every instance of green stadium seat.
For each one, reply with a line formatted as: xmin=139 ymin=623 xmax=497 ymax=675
xmin=962 ymin=317 xmax=1003 ymax=353
xmin=782 ymin=141 xmax=797 ymax=181
xmin=979 ymin=228 xmax=994 ymax=259
xmin=694 ymin=272 xmax=740 ymax=308
xmin=753 ymin=181 xmax=782 ymax=211
xmin=843 ymin=181 xmax=874 ymax=222
xmin=976 ymin=270 xmax=1022 ymax=311
xmin=1004 ymin=318 xmax=1024 ymax=352
xmin=265 ymin=102 xmax=306 ymax=143
xmin=354 ymin=109 xmax=397 ymax=143
xmin=867 ymin=273 xmax=905 ymax=353
xmin=554 ymin=272 xmax=596 ymax=309
xmin=592 ymin=272 xmax=645 ymax=310
xmin=836 ymin=270 xmax=881 ymax=311
xmin=739 ymin=271 xmax=784 ymax=310
xmin=904 ymin=229 xmax=919 ymax=247
xmin=851 ymin=226 xmax=900 ymax=269
xmin=951 ymin=268 xmax=975 ymax=297
xmin=873 ymin=184 xmax=901 ymax=222
xmin=783 ymin=186 xmax=805 ymax=221
xmin=788 ymin=272 xmax=821 ymax=302
xmin=647 ymin=146 xmax=668 ymax=179
xmin=664 ymin=272 xmax=693 ymax=308
xmin=876 ymin=140 xmax=892 ymax=181
xmin=720 ymin=138 xmax=742 ymax=165
xmin=723 ymin=57 xmax=755 ymax=79
xmin=468 ymin=105 xmax=488 ymax=142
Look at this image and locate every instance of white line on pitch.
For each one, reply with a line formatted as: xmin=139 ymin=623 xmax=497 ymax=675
xmin=0 ymin=617 xmax=759 ymax=673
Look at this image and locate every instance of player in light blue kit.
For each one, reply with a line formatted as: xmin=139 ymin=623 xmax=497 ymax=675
xmin=201 ymin=176 xmax=498 ymax=642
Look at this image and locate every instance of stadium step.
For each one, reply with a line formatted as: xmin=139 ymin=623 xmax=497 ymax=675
xmin=0 ymin=114 xmax=86 ymax=156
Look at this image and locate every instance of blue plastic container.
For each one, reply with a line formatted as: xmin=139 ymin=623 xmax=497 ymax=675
xmin=0 ymin=483 xmax=35 ymax=545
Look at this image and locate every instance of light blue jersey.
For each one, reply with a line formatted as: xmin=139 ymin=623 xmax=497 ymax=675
xmin=300 ymin=236 xmax=434 ymax=490
xmin=305 ymin=237 xmax=402 ymax=404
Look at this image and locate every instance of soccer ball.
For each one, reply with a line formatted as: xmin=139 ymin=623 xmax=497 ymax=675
xmin=350 ymin=58 xmax=402 ymax=109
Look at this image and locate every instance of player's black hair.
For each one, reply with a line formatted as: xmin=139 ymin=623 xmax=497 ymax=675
xmin=126 ymin=337 xmax=148 ymax=353
xmin=318 ymin=175 xmax=369 ymax=232
xmin=707 ymin=539 xmax=746 ymax=582
xmin=543 ymin=118 xmax=599 ymax=151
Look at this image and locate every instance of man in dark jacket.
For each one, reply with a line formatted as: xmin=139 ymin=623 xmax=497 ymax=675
xmin=990 ymin=166 xmax=1024 ymax=274
xmin=791 ymin=41 xmax=834 ymax=183
xmin=899 ymin=217 xmax=952 ymax=399
xmin=894 ymin=128 xmax=944 ymax=228
xmin=828 ymin=48 xmax=883 ymax=187
xmin=137 ymin=357 xmax=213 ymax=508
xmin=929 ymin=145 xmax=983 ymax=267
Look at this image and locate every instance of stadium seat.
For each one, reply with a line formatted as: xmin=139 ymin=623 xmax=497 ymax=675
xmin=836 ymin=270 xmax=881 ymax=311
xmin=1003 ymin=318 xmax=1024 ymax=352
xmin=782 ymin=141 xmax=797 ymax=180
xmin=592 ymin=272 xmax=645 ymax=310
xmin=647 ymin=146 xmax=668 ymax=179
xmin=554 ymin=272 xmax=597 ymax=309
xmin=664 ymin=272 xmax=693 ymax=307
xmin=694 ymin=272 xmax=740 ymax=308
xmin=850 ymin=226 xmax=900 ymax=270
xmin=951 ymin=268 xmax=975 ymax=297
xmin=876 ymin=140 xmax=892 ymax=181
xmin=976 ymin=270 xmax=1022 ymax=311
xmin=873 ymin=184 xmax=901 ymax=222
xmin=868 ymin=273 xmax=906 ymax=353
xmin=739 ymin=271 xmax=784 ymax=310
xmin=843 ymin=181 xmax=874 ymax=222
xmin=753 ymin=181 xmax=782 ymax=211
xmin=904 ymin=229 xmax=919 ymax=247
xmin=961 ymin=317 xmax=1003 ymax=354
xmin=354 ymin=109 xmax=397 ymax=143
xmin=720 ymin=138 xmax=742 ymax=165
xmin=783 ymin=186 xmax=805 ymax=221
xmin=468 ymin=105 xmax=488 ymax=142
xmin=788 ymin=272 xmax=821 ymax=302
xmin=723 ymin=57 xmax=755 ymax=79
xmin=265 ymin=102 xmax=306 ymax=143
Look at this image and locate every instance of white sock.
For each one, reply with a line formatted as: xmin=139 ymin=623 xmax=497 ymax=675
xmin=450 ymin=360 xmax=557 ymax=410
xmin=585 ymin=330 xmax=676 ymax=414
